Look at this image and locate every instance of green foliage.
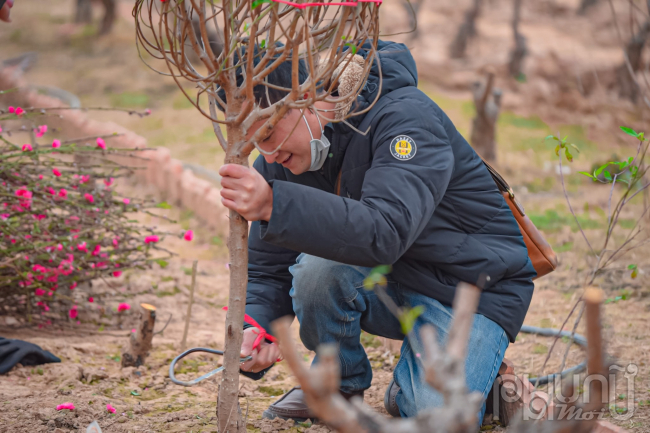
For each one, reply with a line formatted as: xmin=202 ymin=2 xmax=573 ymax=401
xmin=398 ymin=305 xmax=424 ymax=335
xmin=545 ymin=134 xmax=580 ymax=162
xmin=628 ymin=264 xmax=638 ymax=279
xmin=363 ymin=265 xmax=392 ymax=290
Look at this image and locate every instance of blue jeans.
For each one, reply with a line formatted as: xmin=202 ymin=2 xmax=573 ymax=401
xmin=289 ymin=253 xmax=509 ymax=422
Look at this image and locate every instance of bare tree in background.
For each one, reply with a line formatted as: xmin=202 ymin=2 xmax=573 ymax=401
xmin=470 ymin=69 xmax=500 ymax=163
xmin=508 ymin=0 xmax=527 ymax=79
xmin=74 ymin=0 xmax=116 ymax=35
xmin=133 ymin=1 xmax=381 ymax=431
xmin=449 ymin=0 xmax=482 ymax=59
xmin=274 ymin=283 xmax=610 ymax=433
xmin=75 ymin=0 xmax=93 ymax=24
xmin=615 ymin=1 xmax=650 ymax=103
xmin=578 ymin=0 xmax=600 ymax=15
xmin=401 ymin=0 xmax=424 ymax=40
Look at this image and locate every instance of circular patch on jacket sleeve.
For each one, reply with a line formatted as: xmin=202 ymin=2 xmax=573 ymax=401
xmin=389 ymin=135 xmax=417 ymax=160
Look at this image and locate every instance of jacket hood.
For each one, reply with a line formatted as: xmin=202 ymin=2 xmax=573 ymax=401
xmin=323 ymin=40 xmax=418 ymax=178
xmin=345 ymin=40 xmax=418 ymax=126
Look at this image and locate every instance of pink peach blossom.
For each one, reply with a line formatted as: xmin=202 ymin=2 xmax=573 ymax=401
xmin=106 ymin=403 xmax=116 ymax=414
xmin=52 ymin=168 xmax=61 ymax=177
xmin=84 ymin=193 xmax=94 ymax=203
xmin=52 ymin=139 xmax=61 ymax=148
xmin=69 ymin=306 xmax=78 ymax=319
xmin=144 ymin=235 xmax=159 ymax=244
xmin=22 ymin=144 xmax=32 ymax=152
xmin=117 ymin=303 xmax=131 ymax=312
xmin=56 ymin=403 xmax=75 ymax=411
xmin=35 ymin=288 xmax=45 ymax=296
xmin=96 ymin=137 xmax=106 ymax=150
xmin=88 ymin=297 xmax=94 ymax=303
xmin=113 ymin=271 xmax=122 ymax=278
xmin=104 ymin=177 xmax=114 ymax=187
xmin=123 ymin=198 xmax=130 ymax=205
xmin=15 ymin=107 xmax=24 ymax=116
xmin=58 ymin=188 xmax=68 ymax=199
xmin=184 ymin=230 xmax=194 ymax=241
xmin=70 ymin=282 xmax=78 ymax=290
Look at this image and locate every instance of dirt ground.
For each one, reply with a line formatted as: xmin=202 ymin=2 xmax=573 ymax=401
xmin=1 ymin=0 xmax=650 ymax=432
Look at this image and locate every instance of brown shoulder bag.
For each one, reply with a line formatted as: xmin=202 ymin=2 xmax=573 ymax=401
xmin=482 ymin=160 xmax=558 ymax=279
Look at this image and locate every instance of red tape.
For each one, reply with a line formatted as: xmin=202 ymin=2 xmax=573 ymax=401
xmin=268 ymin=0 xmax=382 ymax=9
xmin=222 ymin=307 xmax=277 ymax=351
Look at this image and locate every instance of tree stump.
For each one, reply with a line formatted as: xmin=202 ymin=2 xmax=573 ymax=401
xmin=121 ymin=303 xmax=156 ymax=368
xmin=616 ymin=21 xmax=650 ymax=103
xmin=470 ymin=69 xmax=501 ymax=164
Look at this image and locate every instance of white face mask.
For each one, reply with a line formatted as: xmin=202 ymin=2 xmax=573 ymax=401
xmin=303 ymin=112 xmax=330 ymax=172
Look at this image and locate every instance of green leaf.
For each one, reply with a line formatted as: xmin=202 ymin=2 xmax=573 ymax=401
xmin=631 ymin=269 xmax=638 ymax=279
xmin=156 ymin=259 xmax=169 ymax=269
xmin=554 ymin=145 xmax=560 ymax=156
xmin=260 ymin=39 xmax=266 ymax=49
xmin=569 ymin=143 xmax=580 ymax=153
xmin=594 ymin=163 xmax=610 ymax=177
xmin=577 ymin=171 xmax=595 ymax=180
xmin=398 ymin=305 xmax=425 ymax=335
xmin=344 ymin=43 xmax=357 ymax=54
xmin=251 ymin=0 xmax=271 ymax=9
xmin=544 ymin=135 xmax=555 ymax=141
xmin=156 ymin=201 xmax=172 ymax=209
xmin=627 ymin=264 xmax=637 ymax=270
xmin=130 ymin=390 xmax=141 ymax=396
xmin=620 ymin=126 xmax=638 ymax=137
xmin=638 ymin=132 xmax=644 ymax=141
xmin=565 ymin=148 xmax=573 ymax=162
xmin=603 ymin=171 xmax=612 ymax=181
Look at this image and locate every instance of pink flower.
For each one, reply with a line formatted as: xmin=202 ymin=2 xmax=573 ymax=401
xmin=106 ymin=404 xmax=116 ymax=414
xmin=15 ymin=107 xmax=24 ymax=116
xmin=77 ymin=242 xmax=88 ymax=252
xmin=58 ymin=189 xmax=68 ymax=199
xmin=117 ymin=303 xmax=130 ymax=312
xmin=35 ymin=288 xmax=46 ymax=296
xmin=81 ymin=175 xmax=90 ymax=184
xmin=113 ymin=271 xmax=122 ymax=278
xmin=34 ymin=125 xmax=48 ymax=138
xmin=184 ymin=230 xmax=194 ymax=241
xmin=145 ymin=108 xmax=151 ymax=115
xmin=33 ymin=214 xmax=47 ymax=221
xmin=52 ymin=139 xmax=61 ymax=148
xmin=96 ymin=137 xmax=106 ymax=150
xmin=57 ymin=243 xmax=63 ymax=251
xmin=8 ymin=106 xmax=14 ymax=113
xmin=52 ymin=168 xmax=61 ymax=177
xmin=22 ymin=144 xmax=32 ymax=152
xmin=104 ymin=177 xmax=114 ymax=187
xmin=38 ymin=174 xmax=43 ymax=180
xmin=69 ymin=306 xmax=78 ymax=319
xmin=56 ymin=403 xmax=75 ymax=411
xmin=84 ymin=193 xmax=94 ymax=203
xmin=92 ymin=245 xmax=101 ymax=256
xmin=144 ymin=235 xmax=159 ymax=244
xmin=70 ymin=282 xmax=78 ymax=290
xmin=1 ymin=213 xmax=9 ymax=220
xmin=123 ymin=198 xmax=130 ymax=205
xmin=112 ymin=237 xmax=119 ymax=247
xmin=88 ymin=297 xmax=94 ymax=303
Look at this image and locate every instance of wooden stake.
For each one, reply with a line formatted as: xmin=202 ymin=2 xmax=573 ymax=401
xmin=180 ymin=260 xmax=198 ymax=352
xmin=121 ymin=303 xmax=156 ymax=368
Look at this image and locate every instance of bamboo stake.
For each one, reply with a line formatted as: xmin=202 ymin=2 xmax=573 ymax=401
xmin=180 ymin=260 xmax=198 ymax=352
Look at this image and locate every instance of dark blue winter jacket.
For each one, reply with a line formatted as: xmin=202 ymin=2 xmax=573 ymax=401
xmin=245 ymin=40 xmax=536 ymax=344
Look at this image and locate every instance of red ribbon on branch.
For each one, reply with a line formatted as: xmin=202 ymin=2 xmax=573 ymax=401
xmin=262 ymin=0 xmax=382 ymax=9
xmin=222 ymin=306 xmax=277 ymax=351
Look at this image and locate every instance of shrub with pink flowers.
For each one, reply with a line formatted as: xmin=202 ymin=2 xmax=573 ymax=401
xmin=0 ymin=106 xmax=177 ymax=326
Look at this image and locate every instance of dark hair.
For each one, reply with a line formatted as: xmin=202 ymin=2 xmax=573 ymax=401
xmin=216 ymin=42 xmax=309 ymax=110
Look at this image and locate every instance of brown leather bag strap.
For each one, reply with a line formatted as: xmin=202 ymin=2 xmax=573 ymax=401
xmin=335 ymin=170 xmax=342 ymax=196
xmin=482 ymin=159 xmax=526 ymax=217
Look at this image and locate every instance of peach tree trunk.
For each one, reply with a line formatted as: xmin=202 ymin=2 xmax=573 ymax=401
xmin=217 ymin=124 xmax=249 ymax=433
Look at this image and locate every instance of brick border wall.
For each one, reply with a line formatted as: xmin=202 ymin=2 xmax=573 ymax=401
xmin=0 ymin=68 xmax=229 ymax=238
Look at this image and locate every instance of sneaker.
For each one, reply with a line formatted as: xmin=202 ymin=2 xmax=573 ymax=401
xmin=262 ymin=386 xmax=364 ymax=423
xmin=383 ymin=379 xmax=401 ymax=417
